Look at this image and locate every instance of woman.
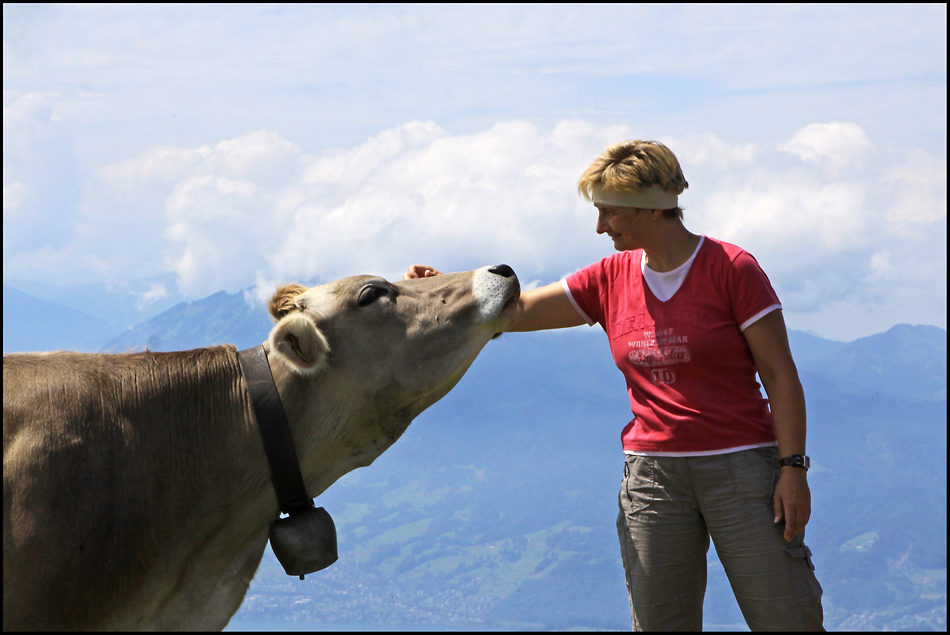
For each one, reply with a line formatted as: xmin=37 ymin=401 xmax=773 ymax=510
xmin=405 ymin=140 xmax=824 ymax=631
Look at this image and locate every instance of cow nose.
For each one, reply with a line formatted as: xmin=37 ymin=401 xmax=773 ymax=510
xmin=488 ymin=264 xmax=515 ymax=278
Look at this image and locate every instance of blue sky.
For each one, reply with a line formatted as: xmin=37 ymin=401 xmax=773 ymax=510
xmin=3 ymin=3 xmax=946 ymax=340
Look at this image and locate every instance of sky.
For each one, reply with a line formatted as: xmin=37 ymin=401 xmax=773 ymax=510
xmin=3 ymin=3 xmax=946 ymax=341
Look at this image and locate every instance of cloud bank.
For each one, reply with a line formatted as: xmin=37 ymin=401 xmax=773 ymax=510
xmin=3 ymin=93 xmax=945 ymax=339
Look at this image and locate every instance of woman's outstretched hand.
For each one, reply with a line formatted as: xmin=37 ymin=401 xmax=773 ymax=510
xmin=403 ymin=265 xmax=443 ymax=280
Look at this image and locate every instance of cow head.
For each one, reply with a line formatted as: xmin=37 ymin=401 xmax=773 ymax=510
xmin=262 ymin=265 xmax=520 ymax=486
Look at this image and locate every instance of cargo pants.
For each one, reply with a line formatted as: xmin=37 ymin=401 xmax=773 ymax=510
xmin=617 ymin=446 xmax=825 ymax=631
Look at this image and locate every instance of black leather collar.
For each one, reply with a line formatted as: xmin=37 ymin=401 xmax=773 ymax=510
xmin=237 ymin=345 xmax=314 ymax=516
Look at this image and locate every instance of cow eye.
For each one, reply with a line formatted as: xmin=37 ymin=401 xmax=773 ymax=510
xmin=357 ymin=284 xmax=390 ymax=307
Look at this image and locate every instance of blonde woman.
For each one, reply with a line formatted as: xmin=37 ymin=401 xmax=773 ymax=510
xmin=406 ymin=140 xmax=824 ymax=631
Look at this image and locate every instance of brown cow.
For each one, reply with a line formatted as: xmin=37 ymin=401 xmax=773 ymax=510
xmin=3 ymin=265 xmax=520 ymax=630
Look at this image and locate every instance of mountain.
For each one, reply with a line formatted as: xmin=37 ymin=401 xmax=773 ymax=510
xmin=2 ymin=285 xmax=946 ymax=631
xmin=3 ymin=275 xmax=185 ymax=336
xmin=792 ymin=324 xmax=947 ymax=402
xmin=2 ymin=285 xmax=117 ymax=353
xmin=99 ymin=289 xmax=272 ymax=353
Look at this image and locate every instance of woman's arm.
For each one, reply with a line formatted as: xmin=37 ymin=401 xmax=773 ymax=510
xmin=742 ymin=309 xmax=811 ymax=542
xmin=508 ymin=281 xmax=586 ymax=332
xmin=403 ymin=266 xmax=585 ymax=332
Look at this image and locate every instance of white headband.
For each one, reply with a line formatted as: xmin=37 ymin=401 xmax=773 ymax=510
xmin=591 ymin=184 xmax=679 ymax=210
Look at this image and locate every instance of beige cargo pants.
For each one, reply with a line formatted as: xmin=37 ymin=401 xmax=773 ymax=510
xmin=617 ymin=446 xmax=825 ymax=631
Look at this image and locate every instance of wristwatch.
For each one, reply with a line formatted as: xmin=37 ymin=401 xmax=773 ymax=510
xmin=780 ymin=454 xmax=810 ymax=470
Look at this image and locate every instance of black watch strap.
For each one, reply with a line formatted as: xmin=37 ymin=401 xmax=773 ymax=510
xmin=780 ymin=454 xmax=810 ymax=470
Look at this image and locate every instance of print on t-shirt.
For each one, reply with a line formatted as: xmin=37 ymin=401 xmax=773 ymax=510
xmin=564 ymin=236 xmax=784 ymax=454
xmin=628 ymin=327 xmax=691 ymax=385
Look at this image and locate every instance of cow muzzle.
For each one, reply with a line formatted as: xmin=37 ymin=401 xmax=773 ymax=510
xmin=472 ymin=263 xmax=520 ymax=325
xmin=269 ymin=505 xmax=339 ymax=579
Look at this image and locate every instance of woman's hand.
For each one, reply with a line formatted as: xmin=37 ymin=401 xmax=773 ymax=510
xmin=773 ymin=467 xmax=811 ymax=542
xmin=403 ymin=265 xmax=443 ymax=280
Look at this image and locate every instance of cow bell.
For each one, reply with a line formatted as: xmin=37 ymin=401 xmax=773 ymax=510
xmin=269 ymin=506 xmax=338 ymax=579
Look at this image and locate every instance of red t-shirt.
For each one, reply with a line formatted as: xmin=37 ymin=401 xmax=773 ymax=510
xmin=563 ymin=236 xmax=781 ymax=454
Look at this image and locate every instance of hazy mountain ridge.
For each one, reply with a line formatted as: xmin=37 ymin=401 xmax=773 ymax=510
xmin=2 ymin=285 xmax=116 ymax=353
xmin=2 ymin=285 xmax=946 ymax=631
xmin=3 ymin=275 xmax=184 ymax=337
xmin=99 ymin=289 xmax=270 ymax=353
xmin=791 ymin=325 xmax=947 ymax=402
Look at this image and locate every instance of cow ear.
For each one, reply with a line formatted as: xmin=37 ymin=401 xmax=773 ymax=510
xmin=268 ymin=312 xmax=330 ymax=375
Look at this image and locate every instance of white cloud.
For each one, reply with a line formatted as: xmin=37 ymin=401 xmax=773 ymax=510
xmin=3 ymin=182 xmax=26 ymax=212
xmin=881 ymin=150 xmax=947 ymax=227
xmin=302 ymin=121 xmax=447 ymax=189
xmin=4 ymin=113 xmax=946 ymax=342
xmin=2 ymin=94 xmax=81 ymax=254
xmin=778 ymin=122 xmax=876 ymax=173
xmin=701 ymin=170 xmax=869 ymax=255
xmin=133 ymin=282 xmax=168 ymax=310
xmin=3 ymin=119 xmax=635 ymax=297
xmin=868 ymin=248 xmax=894 ymax=282
xmin=686 ymin=127 xmax=946 ymax=337
xmin=101 ymin=145 xmax=206 ymax=186
xmin=155 ymin=132 xmax=306 ymax=296
xmin=660 ymin=132 xmax=757 ymax=170
xmin=37 ymin=121 xmax=606 ymax=297
xmin=272 ymin=120 xmax=619 ymax=288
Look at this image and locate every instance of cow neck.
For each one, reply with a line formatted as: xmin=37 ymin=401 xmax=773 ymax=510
xmin=237 ymin=345 xmax=315 ymax=517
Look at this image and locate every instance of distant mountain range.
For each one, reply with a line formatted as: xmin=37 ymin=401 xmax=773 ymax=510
xmin=3 ymin=275 xmax=184 ymax=340
xmin=3 ymin=283 xmax=947 ymax=631
xmin=3 ymin=285 xmax=117 ymax=353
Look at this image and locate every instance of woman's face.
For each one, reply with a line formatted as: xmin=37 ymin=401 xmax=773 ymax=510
xmin=595 ymin=204 xmax=650 ymax=252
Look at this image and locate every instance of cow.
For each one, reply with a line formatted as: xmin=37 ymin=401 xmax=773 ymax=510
xmin=3 ymin=265 xmax=520 ymax=631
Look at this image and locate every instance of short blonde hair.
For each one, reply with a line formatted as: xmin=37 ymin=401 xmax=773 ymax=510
xmin=578 ymin=140 xmax=688 ymax=217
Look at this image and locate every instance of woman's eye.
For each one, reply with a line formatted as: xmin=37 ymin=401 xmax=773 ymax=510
xmin=358 ymin=285 xmax=389 ymax=307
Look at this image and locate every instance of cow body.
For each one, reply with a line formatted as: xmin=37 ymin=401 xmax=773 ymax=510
xmin=3 ymin=266 xmax=520 ymax=630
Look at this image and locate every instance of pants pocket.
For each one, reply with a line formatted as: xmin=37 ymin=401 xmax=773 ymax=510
xmin=728 ymin=447 xmax=779 ymax=504
xmin=619 ymin=455 xmax=655 ymax=516
xmin=786 ymin=543 xmax=817 ymax=571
